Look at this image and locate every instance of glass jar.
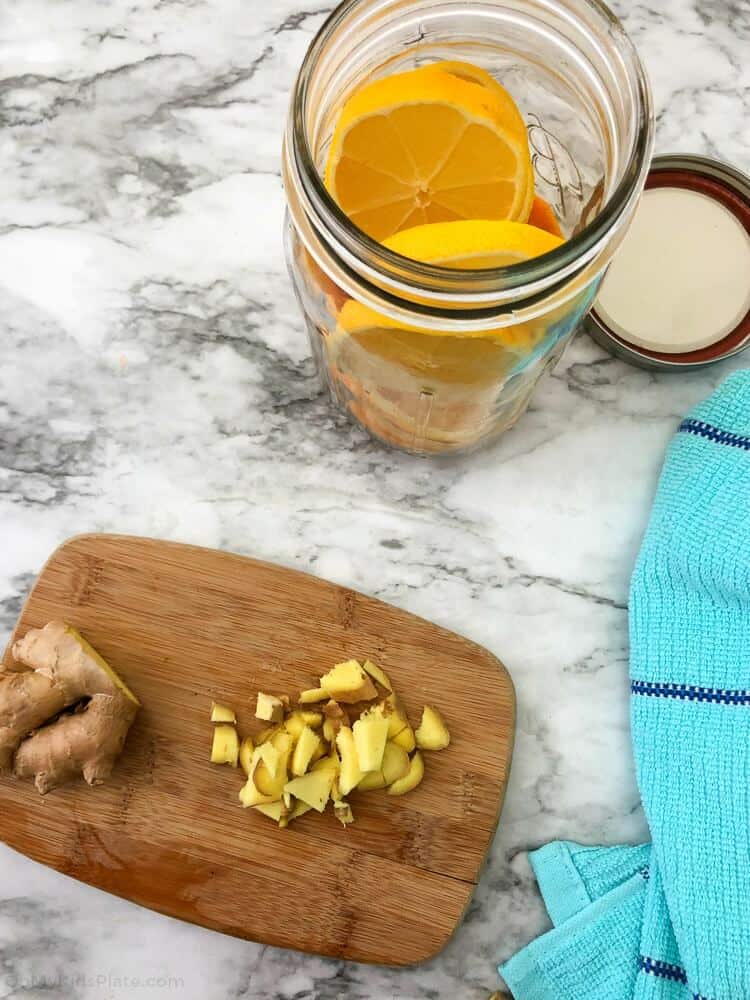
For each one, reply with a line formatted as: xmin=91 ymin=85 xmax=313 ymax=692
xmin=283 ymin=0 xmax=654 ymax=455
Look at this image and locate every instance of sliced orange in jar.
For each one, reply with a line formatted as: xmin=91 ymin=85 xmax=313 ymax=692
xmin=324 ymin=220 xmax=564 ymax=451
xmin=335 ymin=219 xmax=563 ymax=352
xmin=418 ymin=61 xmax=530 ymax=146
xmin=375 ymin=216 xmax=561 ymax=269
xmin=528 ymin=194 xmax=563 ymax=237
xmin=326 ymin=218 xmax=563 ymax=411
xmin=324 ymin=65 xmax=535 ymax=241
xmin=418 ymin=61 xmax=537 ymax=224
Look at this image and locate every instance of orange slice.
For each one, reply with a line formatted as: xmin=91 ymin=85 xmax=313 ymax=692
xmin=324 ymin=64 xmax=534 ymax=241
xmin=337 ymin=219 xmax=563 ymax=344
xmin=325 ymin=220 xmax=564 ymax=451
xmin=377 ymin=217 xmax=560 ymax=269
xmin=528 ymin=195 xmax=563 ymax=237
xmin=419 ymin=61 xmax=529 ymax=145
xmin=420 ymin=61 xmax=536 ymax=224
xmin=325 ymin=219 xmax=562 ymax=397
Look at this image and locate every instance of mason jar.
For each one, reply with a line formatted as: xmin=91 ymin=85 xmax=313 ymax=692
xmin=283 ymin=0 xmax=654 ymax=455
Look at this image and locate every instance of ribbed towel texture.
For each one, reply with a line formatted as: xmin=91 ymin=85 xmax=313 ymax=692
xmin=500 ymin=371 xmax=750 ymax=1000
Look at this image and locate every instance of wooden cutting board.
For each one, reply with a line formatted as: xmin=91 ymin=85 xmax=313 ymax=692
xmin=0 ymin=534 xmax=515 ymax=966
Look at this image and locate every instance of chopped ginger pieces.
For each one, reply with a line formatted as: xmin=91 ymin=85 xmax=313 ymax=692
xmin=387 ymin=751 xmax=424 ymax=796
xmin=210 ymin=702 xmax=236 ymax=724
xmin=210 ymin=657 xmax=449 ymax=829
xmin=255 ymin=692 xmax=284 ymax=723
xmin=298 ymin=688 xmax=329 ymax=704
xmin=415 ymin=706 xmax=451 ymax=751
xmin=320 ymin=660 xmax=377 ymax=703
xmin=210 ymin=725 xmax=239 ymax=767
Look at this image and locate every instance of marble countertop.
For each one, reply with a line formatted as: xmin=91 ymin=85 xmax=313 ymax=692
xmin=1 ymin=1 xmax=747 ymax=997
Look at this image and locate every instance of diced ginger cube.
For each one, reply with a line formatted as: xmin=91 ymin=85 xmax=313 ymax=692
xmin=257 ymin=741 xmax=280 ymax=778
xmin=300 ymin=711 xmax=323 ymax=728
xmin=382 ymin=741 xmax=410 ymax=785
xmin=291 ymin=725 xmax=321 ymax=776
xmin=298 ymin=688 xmax=329 ymax=704
xmin=254 ymin=801 xmax=284 ymax=821
xmin=320 ymin=660 xmax=377 ymax=703
xmin=210 ymin=725 xmax=239 ymax=766
xmin=362 ymin=659 xmax=392 ymax=692
xmin=283 ymin=711 xmax=307 ymax=741
xmin=358 ymin=769 xmax=387 ymax=791
xmin=374 ymin=699 xmax=415 ymax=751
xmin=210 ymin=702 xmax=236 ymax=723
xmin=284 ymin=765 xmax=336 ymax=813
xmin=254 ymin=736 xmax=291 ymax=798
xmin=239 ymin=766 xmax=277 ymax=807
xmin=415 ymin=706 xmax=451 ymax=751
xmin=357 ymin=741 xmax=409 ymax=791
xmin=336 ymin=726 xmax=363 ymax=796
xmin=290 ymin=799 xmax=313 ymax=821
xmin=255 ymin=692 xmax=284 ymax=723
xmin=392 ymin=725 xmax=416 ymax=753
xmin=239 ymin=735 xmax=255 ymax=776
xmin=352 ymin=710 xmax=389 ymax=772
xmin=387 ymin=751 xmax=424 ymax=796
xmin=285 ymin=709 xmax=322 ymax=738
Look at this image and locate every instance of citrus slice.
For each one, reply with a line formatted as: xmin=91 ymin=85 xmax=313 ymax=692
xmin=380 ymin=217 xmax=561 ymax=269
xmin=322 ymin=216 xmax=563 ymax=439
xmin=419 ymin=61 xmax=536 ymax=223
xmin=527 ymin=195 xmax=563 ymax=237
xmin=419 ymin=61 xmax=529 ymax=146
xmin=337 ymin=219 xmax=563 ymax=345
xmin=324 ymin=65 xmax=534 ymax=241
xmin=325 ymin=221 xmax=564 ymax=450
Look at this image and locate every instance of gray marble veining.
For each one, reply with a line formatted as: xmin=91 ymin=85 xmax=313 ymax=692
xmin=0 ymin=1 xmax=748 ymax=997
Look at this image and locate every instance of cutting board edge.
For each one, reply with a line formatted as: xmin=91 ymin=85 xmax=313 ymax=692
xmin=0 ymin=531 xmax=517 ymax=966
xmin=0 ymin=826 xmax=474 ymax=966
xmin=6 ymin=531 xmax=519 ymax=690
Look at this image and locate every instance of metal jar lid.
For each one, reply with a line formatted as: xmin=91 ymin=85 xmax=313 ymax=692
xmin=585 ymin=154 xmax=750 ymax=371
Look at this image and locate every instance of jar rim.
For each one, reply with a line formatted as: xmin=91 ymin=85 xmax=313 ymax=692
xmin=288 ymin=0 xmax=654 ymax=300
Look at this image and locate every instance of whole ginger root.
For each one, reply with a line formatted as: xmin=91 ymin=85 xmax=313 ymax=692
xmin=0 ymin=621 xmax=140 ymax=794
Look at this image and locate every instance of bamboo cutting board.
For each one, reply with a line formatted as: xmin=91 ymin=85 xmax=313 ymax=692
xmin=0 ymin=534 xmax=515 ymax=966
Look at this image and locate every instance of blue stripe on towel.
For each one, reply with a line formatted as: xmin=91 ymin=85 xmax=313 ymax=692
xmin=679 ymin=418 xmax=750 ymax=451
xmin=632 ymin=680 xmax=750 ymax=706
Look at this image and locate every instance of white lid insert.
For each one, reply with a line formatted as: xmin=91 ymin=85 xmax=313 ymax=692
xmin=595 ymin=186 xmax=750 ymax=354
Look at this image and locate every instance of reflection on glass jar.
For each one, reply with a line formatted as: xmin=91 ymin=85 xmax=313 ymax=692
xmin=283 ymin=0 xmax=654 ymax=455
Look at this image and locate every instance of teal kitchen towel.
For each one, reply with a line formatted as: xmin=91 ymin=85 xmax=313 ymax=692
xmin=635 ymin=863 xmax=683 ymax=1000
xmin=631 ymin=370 xmax=750 ymax=999
xmin=500 ymin=370 xmax=750 ymax=1000
xmin=530 ymin=841 xmax=651 ymax=926
xmin=501 ymin=871 xmax=648 ymax=1000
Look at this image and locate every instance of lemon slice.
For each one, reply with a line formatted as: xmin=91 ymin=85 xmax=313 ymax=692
xmin=324 ymin=221 xmax=563 ymax=450
xmin=337 ymin=220 xmax=563 ymax=347
xmin=419 ymin=61 xmax=536 ymax=223
xmin=321 ymin=219 xmax=560 ymax=456
xmin=419 ymin=61 xmax=529 ymax=146
xmin=324 ymin=64 xmax=534 ymax=241
xmin=382 ymin=217 xmax=560 ymax=268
